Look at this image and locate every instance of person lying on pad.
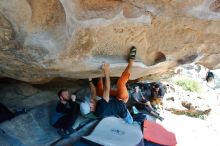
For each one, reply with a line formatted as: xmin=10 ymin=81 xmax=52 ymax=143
xmin=93 ymin=46 xmax=137 ymax=124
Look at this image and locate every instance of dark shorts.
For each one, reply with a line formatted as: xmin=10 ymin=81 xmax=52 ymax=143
xmin=135 ymin=104 xmax=152 ymax=114
xmin=95 ymin=98 xmax=127 ymax=119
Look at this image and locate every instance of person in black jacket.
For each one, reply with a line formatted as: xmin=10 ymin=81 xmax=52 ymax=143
xmin=206 ymin=71 xmax=214 ymax=83
xmin=53 ymin=89 xmax=80 ymax=138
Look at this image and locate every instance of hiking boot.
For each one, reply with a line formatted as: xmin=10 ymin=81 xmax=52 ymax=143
xmin=155 ymin=111 xmax=160 ymax=116
xmin=158 ymin=116 xmax=164 ymax=121
xmin=57 ymin=129 xmax=70 ymax=138
xmin=152 ymin=105 xmax=158 ymax=110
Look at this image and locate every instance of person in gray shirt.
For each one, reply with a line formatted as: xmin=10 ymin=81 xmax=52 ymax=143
xmin=127 ymin=86 xmax=164 ymax=121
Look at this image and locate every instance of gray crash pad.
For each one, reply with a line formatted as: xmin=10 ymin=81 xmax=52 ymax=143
xmin=83 ymin=117 xmax=143 ymax=146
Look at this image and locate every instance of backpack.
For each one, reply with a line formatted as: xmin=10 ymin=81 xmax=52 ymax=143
xmin=206 ymin=71 xmax=214 ymax=82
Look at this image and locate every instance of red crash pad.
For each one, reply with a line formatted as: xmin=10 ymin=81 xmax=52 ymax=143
xmin=143 ymin=120 xmax=177 ymax=146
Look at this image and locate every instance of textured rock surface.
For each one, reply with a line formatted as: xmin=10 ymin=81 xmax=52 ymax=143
xmin=0 ymin=102 xmax=60 ymax=146
xmin=0 ymin=78 xmax=96 ymax=146
xmin=0 ymin=79 xmax=88 ymax=108
xmin=164 ymin=83 xmax=212 ymax=118
xmin=0 ymin=98 xmax=98 ymax=146
xmin=0 ymin=81 xmax=56 ymax=108
xmin=162 ymin=64 xmax=220 ymax=118
xmin=0 ymin=0 xmax=220 ymax=83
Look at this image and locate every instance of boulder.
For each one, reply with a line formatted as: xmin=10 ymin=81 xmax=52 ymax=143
xmin=0 ymin=102 xmax=60 ymax=146
xmin=0 ymin=81 xmax=57 ymax=108
xmin=0 ymin=101 xmax=99 ymax=146
xmin=16 ymin=91 xmax=57 ymax=108
xmin=14 ymin=83 xmax=39 ymax=97
xmin=163 ymin=83 xmax=212 ymax=118
xmin=0 ymin=0 xmax=219 ymax=83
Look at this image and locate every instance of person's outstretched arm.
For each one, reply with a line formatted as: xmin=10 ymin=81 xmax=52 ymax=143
xmin=102 ymin=64 xmax=110 ymax=102
xmin=89 ymin=78 xmax=97 ymax=101
xmin=89 ymin=78 xmax=97 ymax=112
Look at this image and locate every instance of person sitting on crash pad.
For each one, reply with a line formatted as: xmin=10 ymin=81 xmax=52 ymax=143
xmin=94 ymin=46 xmax=137 ymax=124
xmin=149 ymin=83 xmax=165 ymax=110
xmin=128 ymin=86 xmax=164 ymax=121
xmin=129 ymin=81 xmax=165 ymax=111
xmin=52 ymin=89 xmax=80 ymax=138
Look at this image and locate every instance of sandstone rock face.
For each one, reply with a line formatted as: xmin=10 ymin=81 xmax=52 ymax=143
xmin=0 ymin=0 xmax=220 ymax=83
xmin=0 ymin=79 xmax=88 ymax=108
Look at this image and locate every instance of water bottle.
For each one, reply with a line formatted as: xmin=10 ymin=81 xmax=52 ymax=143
xmin=132 ymin=106 xmax=139 ymax=114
